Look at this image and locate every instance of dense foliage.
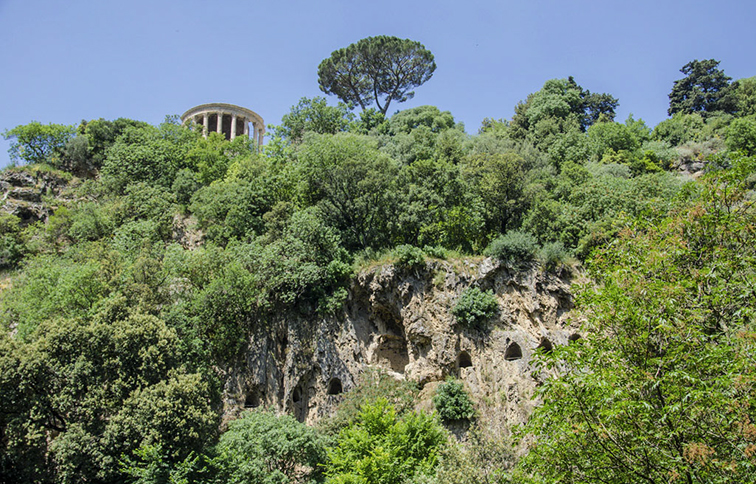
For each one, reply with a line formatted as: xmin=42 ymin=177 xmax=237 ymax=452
xmin=521 ymin=154 xmax=756 ymax=483
xmin=325 ymin=399 xmax=446 ymax=484
xmin=1 ymin=56 xmax=754 ymax=483
xmin=212 ymin=409 xmax=327 ymax=484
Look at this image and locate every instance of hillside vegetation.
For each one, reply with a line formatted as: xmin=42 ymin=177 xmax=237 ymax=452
xmin=1 ymin=58 xmax=756 ymax=483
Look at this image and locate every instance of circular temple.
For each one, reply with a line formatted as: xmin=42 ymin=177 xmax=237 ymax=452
xmin=181 ymin=103 xmax=265 ymax=145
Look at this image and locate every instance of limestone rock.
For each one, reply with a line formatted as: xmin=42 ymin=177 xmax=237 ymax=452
xmin=0 ymin=168 xmax=74 ymax=225
xmin=225 ymin=258 xmax=578 ymax=430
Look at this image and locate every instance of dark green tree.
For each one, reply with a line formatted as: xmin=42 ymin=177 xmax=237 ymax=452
xmin=297 ymin=133 xmax=398 ymax=250
xmin=510 ymin=77 xmax=618 ymax=143
xmin=0 ymin=313 xmax=218 ymax=484
xmin=380 ymin=105 xmax=464 ymax=164
xmin=77 ymin=117 xmax=149 ymax=170
xmin=317 ymin=35 xmax=436 ymax=115
xmin=463 ymin=152 xmax=529 ymax=234
xmin=668 ymin=59 xmax=738 ymax=117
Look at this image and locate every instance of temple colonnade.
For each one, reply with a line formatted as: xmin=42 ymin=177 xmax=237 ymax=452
xmin=180 ymin=103 xmax=265 ymax=146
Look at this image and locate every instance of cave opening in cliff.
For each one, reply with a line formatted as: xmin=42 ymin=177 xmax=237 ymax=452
xmin=569 ymin=333 xmax=581 ymax=343
xmin=537 ymin=337 xmax=553 ymax=354
xmin=505 ymin=342 xmax=522 ymax=361
xmin=292 ymin=386 xmax=302 ymax=403
xmin=458 ymin=351 xmax=473 ymax=368
xmin=327 ymin=378 xmax=343 ymax=395
xmin=244 ymin=391 xmax=261 ymax=408
xmin=375 ymin=334 xmax=409 ymax=373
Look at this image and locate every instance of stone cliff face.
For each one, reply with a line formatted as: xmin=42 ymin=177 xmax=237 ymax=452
xmin=223 ymin=257 xmax=578 ymax=428
xmin=0 ymin=168 xmax=74 ymax=225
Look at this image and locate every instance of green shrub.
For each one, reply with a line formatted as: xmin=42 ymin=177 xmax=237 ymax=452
xmin=726 ymin=117 xmax=756 ymax=155
xmin=393 ymin=244 xmax=425 ymax=269
xmin=484 ymin=230 xmax=538 ymax=265
xmin=121 ymin=182 xmax=177 ymax=240
xmin=422 ymin=245 xmax=449 ymax=259
xmin=213 ymin=409 xmax=327 ymax=484
xmin=189 ymin=178 xmax=273 ymax=245
xmin=0 ymin=213 xmax=24 ymax=269
xmin=325 ymin=399 xmax=446 ymax=484
xmin=67 ymin=202 xmax=115 ymax=243
xmin=452 ymin=287 xmax=498 ymax=329
xmin=537 ymin=241 xmax=571 ymax=270
xmin=433 ymin=427 xmax=517 ymax=484
xmin=433 ymin=378 xmax=475 ymax=422
xmin=171 ymin=168 xmax=201 ymax=206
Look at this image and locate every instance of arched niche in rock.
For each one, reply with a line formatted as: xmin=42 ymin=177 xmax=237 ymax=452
xmin=458 ymin=351 xmax=473 ymax=369
xmin=244 ymin=391 xmax=261 ymax=408
xmin=504 ymin=342 xmax=523 ymax=361
xmin=327 ymin=378 xmax=343 ymax=395
xmin=537 ymin=337 xmax=553 ymax=354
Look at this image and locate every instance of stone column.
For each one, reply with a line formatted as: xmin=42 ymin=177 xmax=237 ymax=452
xmin=217 ymin=112 xmax=223 ymax=134
xmin=258 ymin=128 xmax=263 ymax=146
xmin=202 ymin=112 xmax=209 ymax=137
xmin=243 ymin=118 xmax=249 ymax=136
xmin=231 ymin=115 xmax=237 ymax=140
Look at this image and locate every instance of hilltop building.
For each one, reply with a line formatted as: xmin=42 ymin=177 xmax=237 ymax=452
xmin=181 ymin=103 xmax=265 ymax=146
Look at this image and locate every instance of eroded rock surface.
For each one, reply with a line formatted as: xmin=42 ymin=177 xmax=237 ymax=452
xmin=226 ymin=258 xmax=579 ymax=429
xmin=0 ymin=169 xmax=74 ymax=225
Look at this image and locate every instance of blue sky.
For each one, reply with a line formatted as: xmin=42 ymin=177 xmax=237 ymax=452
xmin=1 ymin=0 xmax=754 ymax=167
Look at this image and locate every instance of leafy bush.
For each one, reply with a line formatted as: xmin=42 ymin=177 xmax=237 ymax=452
xmin=422 ymin=245 xmax=449 ymax=259
xmin=101 ymin=121 xmax=198 ymax=191
xmin=537 ymin=241 xmax=571 ymax=270
xmin=433 ymin=427 xmax=517 ymax=484
xmin=241 ymin=208 xmax=353 ymax=312
xmin=433 ymin=378 xmax=475 ymax=422
xmin=121 ymin=182 xmax=177 ymax=240
xmin=0 ymin=213 xmax=24 ymax=269
xmin=726 ymin=116 xmax=756 ymax=155
xmin=67 ymin=202 xmax=115 ymax=243
xmin=393 ymin=244 xmax=425 ymax=269
xmin=189 ymin=178 xmax=273 ymax=245
xmin=212 ymin=409 xmax=327 ymax=484
xmin=171 ymin=168 xmax=201 ymax=206
xmin=484 ymin=230 xmax=538 ymax=265
xmin=452 ymin=287 xmax=498 ymax=329
xmin=325 ymin=399 xmax=446 ymax=484
xmin=191 ymin=260 xmax=259 ymax=360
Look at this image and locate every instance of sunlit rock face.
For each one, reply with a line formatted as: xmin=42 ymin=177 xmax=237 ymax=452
xmin=0 ymin=169 xmax=73 ymax=225
xmin=224 ymin=257 xmax=578 ymax=429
